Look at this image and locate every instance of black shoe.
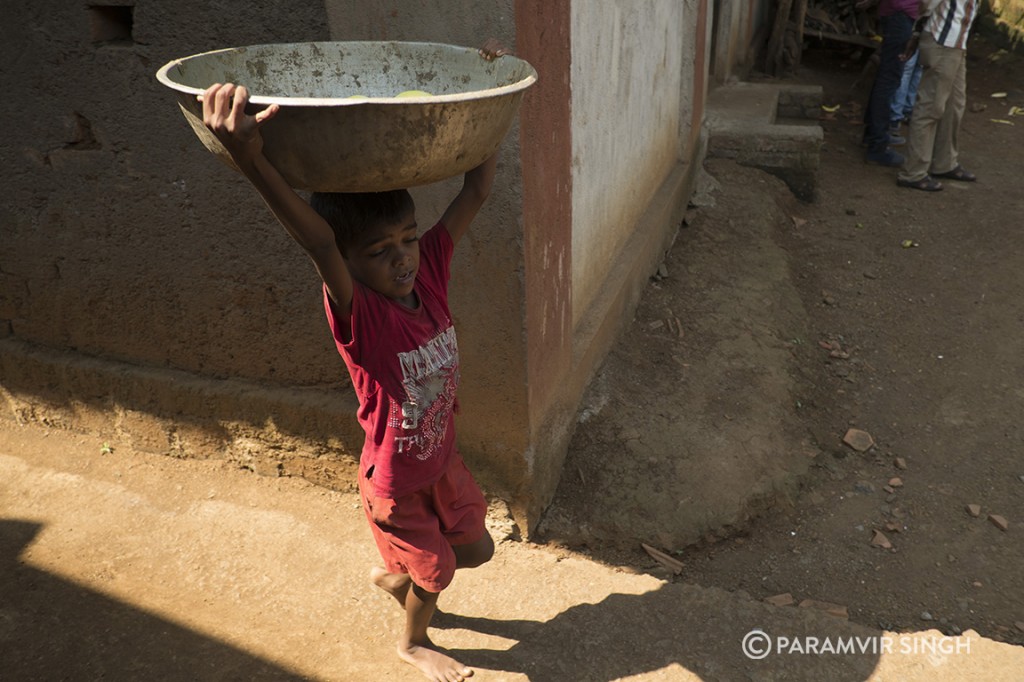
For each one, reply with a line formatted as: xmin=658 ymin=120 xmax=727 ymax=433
xmin=866 ymin=148 xmax=905 ymax=167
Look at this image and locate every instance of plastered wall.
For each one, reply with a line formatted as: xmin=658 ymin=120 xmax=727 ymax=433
xmin=570 ymin=1 xmax=685 ymax=329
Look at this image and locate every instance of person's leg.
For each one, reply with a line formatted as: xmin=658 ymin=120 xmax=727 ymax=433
xmin=899 ymin=34 xmax=959 ymax=183
xmin=453 ymin=531 xmax=494 ymax=569
xmin=363 ymin=482 xmax=472 ymax=680
xmin=930 ymin=47 xmax=967 ymax=175
xmin=903 ymin=52 xmax=923 ymax=120
xmin=371 ymin=566 xmax=413 ymax=607
xmin=866 ymin=13 xmax=913 ymax=160
xmin=359 ymin=468 xmax=416 ymax=608
xmin=890 ymin=51 xmax=916 ymax=128
xmin=399 ymin=584 xmax=474 ymax=681
xmin=435 ymin=450 xmax=493 ymax=571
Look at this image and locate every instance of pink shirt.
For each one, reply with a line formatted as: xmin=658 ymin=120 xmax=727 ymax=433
xmin=324 ymin=223 xmax=460 ymax=498
xmin=880 ymin=0 xmax=918 ymax=18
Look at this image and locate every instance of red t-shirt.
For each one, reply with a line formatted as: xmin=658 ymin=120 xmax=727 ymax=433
xmin=323 ymin=223 xmax=460 ymax=498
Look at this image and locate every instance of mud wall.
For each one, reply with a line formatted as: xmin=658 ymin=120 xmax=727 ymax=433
xmin=1 ymin=0 xmax=713 ymax=533
xmin=0 ymin=1 xmax=369 ymax=481
xmin=1 ymin=2 xmax=336 ymax=385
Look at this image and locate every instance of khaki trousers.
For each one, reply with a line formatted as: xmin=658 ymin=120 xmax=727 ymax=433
xmin=898 ymin=33 xmax=967 ymax=182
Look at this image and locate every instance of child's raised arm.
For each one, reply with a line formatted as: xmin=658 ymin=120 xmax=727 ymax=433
xmin=439 ymin=38 xmax=509 ymax=246
xmin=440 ymin=151 xmax=498 ymax=247
xmin=201 ymin=84 xmax=354 ymax=315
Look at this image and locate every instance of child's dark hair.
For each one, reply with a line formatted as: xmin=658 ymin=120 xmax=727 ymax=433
xmin=309 ymin=189 xmax=415 ymax=254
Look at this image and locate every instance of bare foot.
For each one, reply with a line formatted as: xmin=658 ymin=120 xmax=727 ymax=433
xmin=370 ymin=567 xmax=412 ymax=608
xmin=398 ymin=639 xmax=474 ymax=682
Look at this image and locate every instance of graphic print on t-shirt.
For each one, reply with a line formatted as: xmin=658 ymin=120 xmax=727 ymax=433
xmin=388 ymin=325 xmax=459 ymax=460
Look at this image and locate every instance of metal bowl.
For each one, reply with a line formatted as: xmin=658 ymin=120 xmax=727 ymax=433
xmin=156 ymin=41 xmax=536 ymax=192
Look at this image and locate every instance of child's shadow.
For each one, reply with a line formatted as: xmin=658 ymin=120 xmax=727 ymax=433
xmin=437 ymin=582 xmax=881 ymax=681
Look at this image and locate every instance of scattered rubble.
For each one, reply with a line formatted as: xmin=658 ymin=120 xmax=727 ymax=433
xmin=641 ymin=542 xmax=684 ymax=575
xmin=988 ymin=514 xmax=1009 ymax=532
xmin=765 ymin=593 xmax=795 ymax=607
xmin=799 ymin=598 xmax=849 ymax=619
xmin=871 ymin=530 xmax=893 ymax=549
xmin=843 ymin=428 xmax=874 ymax=452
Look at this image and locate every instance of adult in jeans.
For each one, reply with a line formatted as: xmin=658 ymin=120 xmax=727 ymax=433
xmin=862 ymin=0 xmax=918 ymax=167
xmin=897 ymin=0 xmax=980 ymax=191
xmin=890 ymin=49 xmax=923 ymax=134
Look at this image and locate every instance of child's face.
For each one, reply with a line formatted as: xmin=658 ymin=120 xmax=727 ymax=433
xmin=344 ymin=211 xmax=420 ymax=307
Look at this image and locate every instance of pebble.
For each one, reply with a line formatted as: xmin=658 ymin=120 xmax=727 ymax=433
xmin=871 ymin=530 xmax=893 ymax=549
xmin=765 ymin=593 xmax=795 ymax=607
xmin=894 ymin=456 xmax=908 ymax=470
xmin=965 ymin=504 xmax=982 ymax=518
xmin=988 ymin=514 xmax=1009 ymax=531
xmin=843 ymin=428 xmax=874 ymax=452
xmin=799 ymin=599 xmax=849 ymax=619
xmin=855 ymin=481 xmax=876 ymax=494
xmin=888 ymin=477 xmax=904 ymax=488
xmin=921 ymin=611 xmax=934 ymax=621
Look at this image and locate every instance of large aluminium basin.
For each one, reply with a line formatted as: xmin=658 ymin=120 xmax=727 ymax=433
xmin=156 ymin=41 xmax=537 ymax=191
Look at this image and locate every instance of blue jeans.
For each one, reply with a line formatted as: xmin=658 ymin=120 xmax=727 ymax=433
xmin=890 ymin=50 xmax=923 ymax=125
xmin=864 ymin=12 xmax=914 ymax=152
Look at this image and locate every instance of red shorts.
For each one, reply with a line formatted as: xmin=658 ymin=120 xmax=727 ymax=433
xmin=358 ymin=452 xmax=488 ymax=593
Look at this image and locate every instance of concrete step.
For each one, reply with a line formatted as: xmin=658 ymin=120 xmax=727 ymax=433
xmin=707 ymin=82 xmax=824 ymax=201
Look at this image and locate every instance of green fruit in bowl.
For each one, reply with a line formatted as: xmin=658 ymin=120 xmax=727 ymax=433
xmin=396 ymin=89 xmax=432 ymax=98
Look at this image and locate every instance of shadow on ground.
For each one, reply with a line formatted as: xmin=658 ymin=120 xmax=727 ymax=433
xmin=437 ymin=581 xmax=881 ymax=681
xmin=0 ymin=519 xmax=305 ymax=681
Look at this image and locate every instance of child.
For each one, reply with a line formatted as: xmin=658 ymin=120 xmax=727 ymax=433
xmin=199 ymin=39 xmax=510 ymax=682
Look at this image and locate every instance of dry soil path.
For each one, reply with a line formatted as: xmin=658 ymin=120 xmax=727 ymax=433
xmin=2 ymin=422 xmax=1022 ymax=681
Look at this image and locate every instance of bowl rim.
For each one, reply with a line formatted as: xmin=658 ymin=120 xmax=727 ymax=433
xmin=156 ymin=40 xmax=537 ymax=107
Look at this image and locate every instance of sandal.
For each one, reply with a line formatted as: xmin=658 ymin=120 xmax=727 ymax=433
xmin=933 ymin=165 xmax=977 ymax=182
xmin=897 ymin=176 xmax=943 ymax=192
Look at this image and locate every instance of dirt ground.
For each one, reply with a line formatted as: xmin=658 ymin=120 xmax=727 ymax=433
xmin=544 ymin=33 xmax=1024 ymax=649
